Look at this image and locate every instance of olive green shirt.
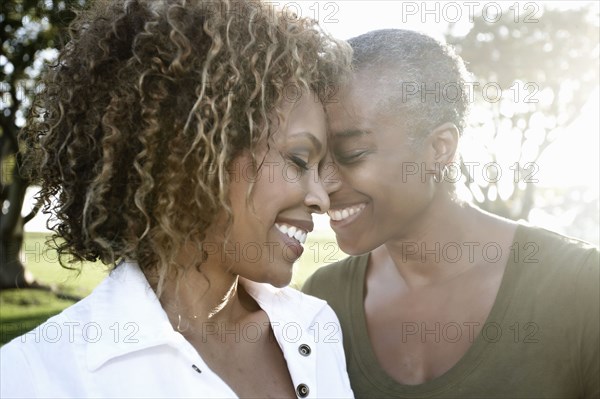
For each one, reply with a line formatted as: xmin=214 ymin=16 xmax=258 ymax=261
xmin=303 ymin=225 xmax=599 ymax=398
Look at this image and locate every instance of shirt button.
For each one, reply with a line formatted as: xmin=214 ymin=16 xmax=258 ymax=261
xmin=296 ymin=383 xmax=309 ymax=398
xmin=298 ymin=344 xmax=311 ymax=356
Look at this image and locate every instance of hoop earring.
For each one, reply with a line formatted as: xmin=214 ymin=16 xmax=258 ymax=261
xmin=176 ymin=313 xmax=199 ymax=332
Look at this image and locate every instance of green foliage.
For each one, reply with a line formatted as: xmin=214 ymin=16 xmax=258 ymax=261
xmin=2 ymin=0 xmax=82 ymax=126
xmin=447 ymin=5 xmax=599 ymax=222
xmin=1 ymin=0 xmax=85 ymax=287
xmin=1 ymin=1 xmax=597 ymax=339
xmin=2 ymin=0 xmax=84 ymax=192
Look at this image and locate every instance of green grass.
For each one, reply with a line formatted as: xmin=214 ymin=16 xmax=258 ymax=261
xmin=0 ymin=231 xmax=345 ymax=345
xmin=291 ymin=233 xmax=347 ymax=289
xmin=0 ymin=290 xmax=79 ymax=344
xmin=1 ymin=232 xmax=107 ymax=345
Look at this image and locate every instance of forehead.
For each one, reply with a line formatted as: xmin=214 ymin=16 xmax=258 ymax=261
xmin=326 ymin=71 xmax=390 ymax=134
xmin=273 ymin=90 xmax=326 ymax=142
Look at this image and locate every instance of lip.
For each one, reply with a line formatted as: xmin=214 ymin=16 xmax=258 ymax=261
xmin=328 ymin=202 xmax=368 ymax=229
xmin=272 ymin=217 xmax=314 ymax=260
xmin=273 ymin=226 xmax=304 ymax=259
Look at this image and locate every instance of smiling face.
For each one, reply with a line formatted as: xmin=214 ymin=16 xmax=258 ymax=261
xmin=326 ymin=71 xmax=440 ymax=255
xmin=221 ymin=91 xmax=330 ymax=287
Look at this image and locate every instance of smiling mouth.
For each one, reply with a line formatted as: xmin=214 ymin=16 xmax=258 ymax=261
xmin=327 ymin=203 xmax=367 ymax=222
xmin=274 ymin=223 xmax=308 ymax=244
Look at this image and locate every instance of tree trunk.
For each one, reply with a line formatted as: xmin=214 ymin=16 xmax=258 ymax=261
xmin=0 ymin=215 xmax=35 ymax=289
xmin=0 ymin=139 xmax=38 ymax=289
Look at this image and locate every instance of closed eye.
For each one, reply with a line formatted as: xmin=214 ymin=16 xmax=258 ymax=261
xmin=334 ymin=150 xmax=367 ymax=164
xmin=287 ymin=154 xmax=309 ymax=170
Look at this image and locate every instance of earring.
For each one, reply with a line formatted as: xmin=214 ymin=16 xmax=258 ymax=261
xmin=434 ymin=164 xmax=449 ymax=183
xmin=176 ymin=313 xmax=198 ymax=332
xmin=177 ymin=314 xmax=189 ymax=332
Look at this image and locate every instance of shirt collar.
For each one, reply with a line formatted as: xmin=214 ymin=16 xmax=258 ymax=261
xmin=86 ymin=261 xmax=186 ymax=371
xmin=240 ymin=278 xmax=328 ymax=331
xmin=85 ymin=263 xmax=329 ymax=371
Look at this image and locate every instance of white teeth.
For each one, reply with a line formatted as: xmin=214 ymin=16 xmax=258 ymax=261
xmin=287 ymin=226 xmax=297 ymax=238
xmin=275 ymin=223 xmax=308 ymax=244
xmin=327 ymin=203 xmax=366 ymax=221
xmin=293 ymin=230 xmax=303 ymax=242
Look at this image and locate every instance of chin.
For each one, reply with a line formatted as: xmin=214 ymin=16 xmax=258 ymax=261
xmin=270 ymin=280 xmax=290 ymax=288
xmin=281 ymin=270 xmax=295 ymax=287
xmin=337 ymin=235 xmax=379 ymax=257
xmin=266 ymin=276 xmax=292 ymax=288
xmin=262 ymin=269 xmax=293 ymax=288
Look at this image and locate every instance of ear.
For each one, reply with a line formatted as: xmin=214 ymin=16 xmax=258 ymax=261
xmin=428 ymin=122 xmax=459 ymax=165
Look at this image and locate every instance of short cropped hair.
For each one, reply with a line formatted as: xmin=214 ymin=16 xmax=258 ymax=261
xmin=348 ymin=29 xmax=471 ymax=146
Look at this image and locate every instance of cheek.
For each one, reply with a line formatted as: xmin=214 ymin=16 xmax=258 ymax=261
xmin=260 ymin=163 xmax=308 ymax=200
xmin=340 ymin=161 xmax=389 ymax=195
xmin=251 ymin=170 xmax=290 ymax=204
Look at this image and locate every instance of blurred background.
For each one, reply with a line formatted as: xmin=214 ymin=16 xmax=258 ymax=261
xmin=1 ymin=0 xmax=599 ymax=344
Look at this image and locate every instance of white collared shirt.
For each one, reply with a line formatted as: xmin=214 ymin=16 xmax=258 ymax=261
xmin=0 ymin=261 xmax=353 ymax=398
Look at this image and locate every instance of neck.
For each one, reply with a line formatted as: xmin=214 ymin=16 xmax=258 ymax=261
xmin=153 ymin=243 xmax=258 ymax=334
xmin=381 ymin=194 xmax=488 ymax=288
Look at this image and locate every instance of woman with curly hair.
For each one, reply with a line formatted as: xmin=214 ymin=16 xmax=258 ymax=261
xmin=0 ymin=0 xmax=353 ymax=397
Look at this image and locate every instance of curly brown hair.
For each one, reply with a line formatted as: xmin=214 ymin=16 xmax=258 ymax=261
xmin=20 ymin=0 xmax=351 ymax=287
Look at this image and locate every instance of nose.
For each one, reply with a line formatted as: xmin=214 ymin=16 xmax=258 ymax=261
xmin=304 ymin=168 xmax=331 ymax=214
xmin=321 ymin=155 xmax=342 ymax=195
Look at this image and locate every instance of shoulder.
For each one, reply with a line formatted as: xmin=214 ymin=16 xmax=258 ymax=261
xmin=0 ymin=299 xmax=92 ymax=399
xmin=515 ymin=223 xmax=598 ymax=260
xmin=0 ymin=335 xmax=38 ymax=398
xmin=509 ymin=224 xmax=599 ymax=317
xmin=0 ymin=262 xmax=162 ymax=388
xmin=511 ymin=224 xmax=598 ymax=280
xmin=514 ymin=225 xmax=599 ymax=397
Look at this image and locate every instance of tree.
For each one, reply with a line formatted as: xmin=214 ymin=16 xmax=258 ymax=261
xmin=2 ymin=3 xmax=598 ymax=288
xmin=446 ymin=4 xmax=599 ymax=227
xmin=1 ymin=0 xmax=81 ymax=288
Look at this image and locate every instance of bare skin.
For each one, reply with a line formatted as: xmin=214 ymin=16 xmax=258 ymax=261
xmin=327 ymin=69 xmax=519 ymax=385
xmin=157 ymin=244 xmax=296 ymax=398
xmin=149 ymin=93 xmax=330 ymax=397
xmin=172 ymin=278 xmax=295 ymax=398
xmin=364 ymin=204 xmax=517 ymax=385
xmin=190 ymin=310 xmax=294 ymax=399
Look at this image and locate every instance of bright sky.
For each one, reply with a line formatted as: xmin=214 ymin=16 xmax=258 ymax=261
xmin=303 ymin=0 xmax=600 ymax=233
xmin=23 ymin=1 xmax=599 ymax=235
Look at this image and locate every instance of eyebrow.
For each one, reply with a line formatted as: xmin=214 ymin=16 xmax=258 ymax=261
xmin=332 ymin=129 xmax=371 ymax=139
